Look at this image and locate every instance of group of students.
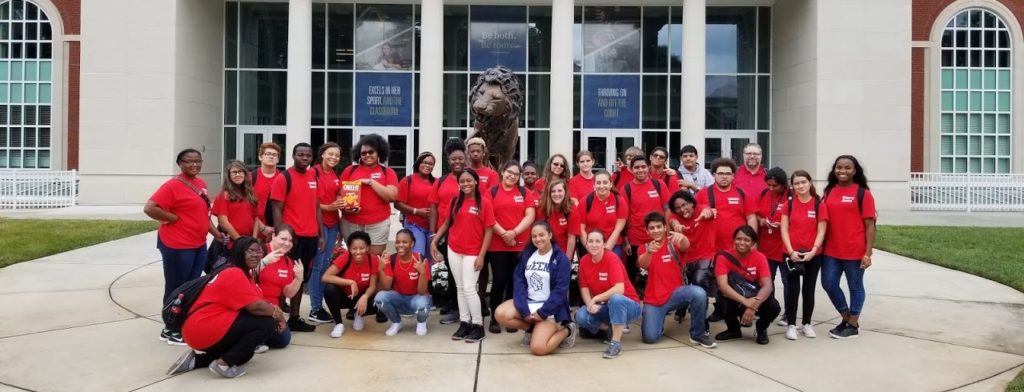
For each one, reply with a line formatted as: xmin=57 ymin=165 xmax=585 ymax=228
xmin=148 ymin=134 xmax=876 ymax=378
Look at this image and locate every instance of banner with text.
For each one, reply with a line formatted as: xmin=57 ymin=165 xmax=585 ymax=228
xmin=469 ymin=6 xmax=527 ymax=72
xmin=354 ymin=72 xmax=413 ymax=127
xmin=582 ymin=75 xmax=640 ymax=129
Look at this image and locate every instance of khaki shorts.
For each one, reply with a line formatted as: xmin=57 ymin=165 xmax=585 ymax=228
xmin=341 ymin=219 xmax=391 ymax=246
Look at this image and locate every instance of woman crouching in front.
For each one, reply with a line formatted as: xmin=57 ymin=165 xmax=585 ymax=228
xmin=322 ymin=231 xmax=381 ymax=338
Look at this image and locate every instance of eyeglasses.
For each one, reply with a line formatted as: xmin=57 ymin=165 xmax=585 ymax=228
xmin=744 ymin=152 xmax=762 ymax=156
xmin=551 ymin=162 xmax=565 ymax=168
xmin=262 ymin=152 xmax=279 ymax=157
xmin=505 ymin=170 xmax=521 ymax=176
xmin=714 ymin=172 xmax=734 ymax=176
xmin=229 ymin=170 xmax=246 ymax=176
xmin=651 ymin=154 xmax=666 ymax=159
xmin=360 ymin=150 xmax=377 ymax=156
xmin=181 ymin=159 xmax=203 ymax=165
xmin=245 ymin=248 xmax=264 ymax=256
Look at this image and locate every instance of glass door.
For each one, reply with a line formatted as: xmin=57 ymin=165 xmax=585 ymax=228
xmin=354 ymin=129 xmax=413 ymax=178
xmin=581 ymin=130 xmax=640 ymax=172
xmin=237 ymin=127 xmax=287 ymax=170
xmin=703 ymin=132 xmax=756 ymax=170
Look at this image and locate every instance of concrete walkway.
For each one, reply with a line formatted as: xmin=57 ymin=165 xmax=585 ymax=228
xmin=0 ymin=230 xmax=1022 ymax=391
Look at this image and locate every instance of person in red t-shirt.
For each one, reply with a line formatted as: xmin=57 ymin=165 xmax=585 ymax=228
xmin=307 ymin=143 xmax=344 ymax=325
xmin=484 ymin=161 xmax=537 ymax=334
xmin=251 ymin=142 xmax=281 ymax=239
xmin=668 ymin=190 xmax=718 ymax=302
xmin=145 ymin=148 xmax=223 ymax=345
xmin=256 ymin=225 xmax=303 ymax=349
xmin=537 ymin=179 xmax=578 ymax=258
xmin=780 ymin=170 xmax=828 ymax=340
xmin=212 ymin=160 xmax=259 ymax=245
xmin=636 ymin=212 xmax=716 ymax=348
xmin=429 ymin=169 xmax=495 ymax=343
xmin=340 ymin=134 xmax=399 ymax=256
xmin=697 ymin=158 xmax=758 ymax=252
xmin=167 ymin=236 xmax=285 ymax=378
xmin=534 ymin=154 xmax=571 ymax=194
xmin=756 ymin=167 xmax=790 ymax=327
xmin=374 ymin=229 xmax=432 ymax=337
xmin=611 ymin=146 xmax=643 ymax=192
xmin=820 ymin=155 xmax=877 ymax=340
xmin=321 ymin=231 xmax=381 ymax=338
xmin=575 ymin=230 xmax=641 ymax=359
xmin=575 ymin=171 xmax=627 ymax=260
xmin=622 ymin=156 xmax=672 ymax=285
xmin=270 ymin=143 xmax=322 ymax=333
xmin=395 ymin=152 xmax=437 ymax=260
xmin=521 ymin=161 xmax=540 ymax=191
xmin=466 ymin=137 xmax=499 ymax=191
xmin=568 ymin=151 xmax=596 ymax=205
xmin=713 ymin=226 xmax=781 ymax=345
xmin=648 ymin=146 xmax=681 ymax=193
xmin=734 ymin=143 xmax=767 ymax=197
xmin=428 ymin=139 xmax=473 ymax=325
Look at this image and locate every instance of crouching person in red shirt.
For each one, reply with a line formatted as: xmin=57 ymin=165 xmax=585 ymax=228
xmin=575 ymin=230 xmax=642 ymax=359
xmin=375 ymin=229 xmax=432 ymax=337
xmin=714 ymin=226 xmax=781 ymax=345
xmin=167 ymin=236 xmax=286 ymax=378
xmin=254 ymin=225 xmax=304 ymax=351
xmin=321 ymin=231 xmax=381 ymax=339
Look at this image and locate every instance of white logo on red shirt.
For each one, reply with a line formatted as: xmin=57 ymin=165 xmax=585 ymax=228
xmin=605 ymin=206 xmax=616 ymax=213
xmin=808 ymin=210 xmax=817 ymax=219
xmin=468 ymin=206 xmax=480 ymax=215
xmin=746 ymin=267 xmax=757 ymax=275
xmin=598 ymin=272 xmax=608 ymax=281
xmin=558 ymin=217 xmax=568 ymax=226
xmin=308 ymin=181 xmax=318 ymax=189
xmin=277 ymin=269 xmax=288 ymax=278
xmin=728 ymin=197 xmax=740 ymax=205
xmin=371 ymin=172 xmax=382 ymax=179
xmin=480 ymin=176 xmax=489 ymax=183
xmin=360 ymin=273 xmax=371 ymax=281
xmin=661 ymin=254 xmax=672 ymax=263
xmin=409 ymin=272 xmax=419 ymax=280
xmin=842 ymin=196 xmax=856 ymax=203
xmin=513 ymin=195 xmax=524 ymax=203
xmin=647 ymin=190 xmax=659 ymax=198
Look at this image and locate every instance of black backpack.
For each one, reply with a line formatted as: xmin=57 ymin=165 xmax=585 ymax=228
xmin=584 ymin=191 xmax=619 ymax=216
xmin=705 ymin=185 xmax=746 ymax=209
xmin=161 ymin=265 xmax=230 ymax=331
xmin=787 ymin=195 xmax=822 ymax=217
xmin=622 ymin=179 xmax=664 ymax=205
xmin=489 ymin=184 xmax=527 ymax=199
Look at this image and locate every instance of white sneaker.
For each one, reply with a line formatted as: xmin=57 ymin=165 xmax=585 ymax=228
xmin=777 ymin=317 xmax=788 ymax=327
xmin=254 ymin=344 xmax=269 ymax=354
xmin=785 ymin=325 xmax=798 ymax=340
xmin=385 ymin=322 xmax=402 ymax=336
xmin=802 ymin=324 xmax=817 ymax=338
xmin=415 ymin=322 xmax=428 ymax=336
xmin=330 ymin=323 xmax=344 ymax=338
xmin=622 ymin=326 xmax=631 ymax=334
xmin=353 ymin=315 xmax=365 ymax=331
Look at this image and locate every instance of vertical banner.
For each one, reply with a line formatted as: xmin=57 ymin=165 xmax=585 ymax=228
xmin=469 ymin=6 xmax=528 ymax=72
xmin=582 ymin=75 xmax=640 ymax=129
xmin=354 ymin=72 xmax=413 ymax=127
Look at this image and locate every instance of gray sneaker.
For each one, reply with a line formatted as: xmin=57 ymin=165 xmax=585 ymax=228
xmin=559 ymin=322 xmax=579 ymax=349
xmin=603 ymin=341 xmax=622 ymax=359
xmin=689 ymin=334 xmax=718 ymax=349
xmin=830 ymin=323 xmax=860 ymax=339
xmin=165 ymin=350 xmax=196 ymax=376
xmin=208 ymin=362 xmax=247 ymax=378
xmin=439 ymin=312 xmax=459 ymax=325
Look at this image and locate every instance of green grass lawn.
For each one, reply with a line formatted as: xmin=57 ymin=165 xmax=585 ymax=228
xmin=0 ymin=218 xmax=158 ymax=268
xmin=875 ymin=226 xmax=1024 ymax=392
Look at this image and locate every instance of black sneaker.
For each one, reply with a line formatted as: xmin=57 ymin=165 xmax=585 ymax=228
xmin=345 ymin=309 xmax=355 ymax=320
xmin=288 ymin=317 xmax=316 ymax=332
xmin=689 ymin=334 xmax=717 ymax=349
xmin=830 ymin=323 xmax=860 ymax=339
xmin=481 ymin=306 xmax=491 ymax=317
xmin=452 ymin=322 xmax=472 ymax=340
xmin=715 ymin=329 xmax=743 ymax=341
xmin=828 ymin=320 xmax=849 ymax=337
xmin=464 ymin=324 xmax=486 ymax=343
xmin=488 ymin=319 xmax=501 ymax=334
xmin=756 ymin=329 xmax=770 ymax=345
xmin=308 ymin=309 xmax=332 ymax=324
xmin=707 ymin=312 xmax=724 ymax=323
xmin=160 ymin=329 xmax=187 ymax=346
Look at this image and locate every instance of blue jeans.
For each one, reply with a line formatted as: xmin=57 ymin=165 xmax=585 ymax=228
xmin=309 ymin=222 xmax=340 ymax=313
xmin=374 ymin=290 xmax=432 ymax=323
xmin=575 ymin=294 xmax=642 ymax=334
xmin=157 ymin=237 xmax=207 ymax=306
xmin=266 ymin=325 xmax=291 ymax=348
xmin=821 ymin=255 xmax=866 ymax=316
xmin=404 ymin=222 xmax=430 ymax=262
xmin=641 ymin=285 xmax=708 ymax=343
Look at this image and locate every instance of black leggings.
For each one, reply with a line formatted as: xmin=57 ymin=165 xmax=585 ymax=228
xmin=291 ymin=236 xmax=319 ymax=284
xmin=625 ymin=245 xmax=640 ymax=284
xmin=485 ymin=251 xmax=518 ymax=314
xmin=723 ymin=296 xmax=781 ymax=333
xmin=324 ymin=283 xmax=377 ymax=324
xmin=194 ymin=312 xmax=275 ymax=368
xmin=785 ymin=256 xmax=821 ymax=326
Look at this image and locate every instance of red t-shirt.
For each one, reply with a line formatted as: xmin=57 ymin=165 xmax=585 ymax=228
xmin=783 ymin=196 xmax=829 ymax=252
xmin=537 ymin=206 xmax=578 ymax=252
xmin=713 ymin=249 xmax=770 ymax=283
xmin=623 ymin=179 xmax=671 ymax=246
xmin=568 ymin=174 xmax=596 ymax=203
xmin=735 ymin=165 xmax=767 ymax=197
xmin=575 ymin=192 xmax=628 ymax=242
xmin=270 ymin=167 xmax=319 ymax=237
xmin=212 ymin=192 xmax=257 ymax=239
xmin=578 ymin=251 xmax=639 ymax=302
xmin=331 ymin=252 xmax=380 ymax=296
xmin=639 ymin=241 xmax=686 ymax=306
xmin=384 ymin=253 xmax=431 ymax=296
xmin=612 ymin=169 xmax=633 ymax=192
xmin=671 ymin=213 xmax=716 ymax=262
xmin=428 ymin=174 xmax=488 ymax=232
xmin=487 ymin=185 xmax=538 ymax=252
xmin=823 ymin=184 xmax=876 ymax=260
xmin=757 ymin=190 xmax=789 ymax=261
xmin=258 ymin=252 xmax=294 ymax=306
xmin=696 ymin=186 xmax=757 ymax=251
xmin=314 ymin=165 xmax=341 ymax=227
xmin=340 ymin=164 xmax=399 ymax=225
xmin=182 ymin=267 xmax=262 ymax=350
xmin=397 ymin=174 xmax=435 ymax=229
xmin=533 ymin=178 xmax=546 ymax=194
xmin=150 ymin=175 xmax=210 ymax=249
xmin=448 ymin=197 xmax=496 ymax=255
xmin=472 ymin=166 xmax=499 ymax=192
xmin=251 ymin=168 xmax=280 ymax=223
xmin=650 ymin=169 xmax=682 ymax=193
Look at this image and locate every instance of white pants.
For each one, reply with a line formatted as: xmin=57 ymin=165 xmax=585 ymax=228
xmin=448 ymin=250 xmax=482 ymax=325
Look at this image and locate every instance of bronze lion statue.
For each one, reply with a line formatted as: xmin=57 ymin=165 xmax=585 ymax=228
xmin=469 ymin=66 xmax=522 ymax=169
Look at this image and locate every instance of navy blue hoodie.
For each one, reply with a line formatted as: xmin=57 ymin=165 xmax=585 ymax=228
xmin=512 ymin=243 xmax=571 ymax=323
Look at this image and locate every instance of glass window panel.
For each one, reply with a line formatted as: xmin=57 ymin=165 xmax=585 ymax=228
xmin=582 ymin=6 xmax=641 ymax=73
xmin=983 ymin=70 xmax=996 ymax=89
xmin=955 ymin=69 xmax=968 ymax=89
xmin=941 ymin=49 xmax=952 ymax=67
xmin=968 ymin=135 xmax=980 ymax=155
xmin=529 ymin=6 xmax=552 ymax=72
xmin=970 ymin=10 xmax=983 ymax=27
xmin=997 ymin=92 xmax=1009 ymax=112
xmin=22 ymin=149 xmax=34 ymax=168
xmin=224 ymin=2 xmax=237 ymax=69
xmin=327 ymin=72 xmax=352 ymax=126
xmin=354 ymin=4 xmax=413 ymax=71
xmin=969 ymin=70 xmax=981 ymax=89
xmin=670 ymin=75 xmax=680 ymax=129
xmin=0 ymin=2 xmax=7 ymax=20
xmin=706 ymin=7 xmax=756 ymax=74
xmin=36 ymin=149 xmax=48 ymax=168
xmin=8 ymin=149 xmax=19 ymax=168
xmin=997 ymin=70 xmax=1010 ymax=89
xmin=37 ymin=83 xmax=47 ymax=103
xmin=642 ymin=7 xmax=669 ymax=73
xmin=573 ymin=74 xmax=580 ymax=128
xmin=37 ymin=61 xmax=48 ymax=81
xmin=328 ymin=3 xmax=354 ymax=70
xmin=312 ymin=3 xmax=326 ymax=70
xmin=983 ymin=30 xmax=996 ymax=48
xmin=642 ymin=75 xmax=667 ymax=129
xmin=23 ymin=106 xmax=32 ymax=125
xmin=758 ymin=7 xmax=771 ymax=73
xmin=10 ymin=83 xmax=20 ymax=103
xmin=941 ymin=91 xmax=953 ymax=111
xmin=41 ymin=22 xmax=50 ymax=40
xmin=998 ymin=31 xmax=1009 ymax=48
xmin=969 ymin=30 xmax=981 ymax=47
xmin=954 ymin=11 xmax=969 ymax=27
xmin=237 ymin=71 xmax=287 ymax=125
xmin=996 ymin=114 xmax=1009 ymax=133
xmin=984 ymin=10 xmax=996 ymax=28
xmin=223 ymin=71 xmax=236 ymax=125
xmin=982 ymin=92 xmax=994 ymax=111
xmin=25 ymin=22 xmax=35 ymax=40
xmin=11 ymin=22 xmax=20 ymax=40
xmin=757 ymin=76 xmax=769 ymax=130
xmin=954 ymin=91 xmax=967 ymax=111
xmin=516 ymin=74 xmax=526 ymax=128
xmin=941 ymin=69 xmax=953 ymax=89
xmin=982 ymin=135 xmax=995 ymax=155
xmin=969 ymin=50 xmax=981 ymax=67
xmin=239 ymin=3 xmax=289 ymax=69
xmin=997 ymin=51 xmax=1009 ymax=68
xmin=670 ymin=8 xmax=682 ymax=73
xmin=222 ymin=127 xmax=236 ymax=162
xmin=968 ymin=113 xmax=980 ymax=133
xmin=940 ymin=135 xmax=953 ymax=155
xmin=941 ymin=30 xmax=953 ymax=47
xmin=443 ymin=6 xmax=468 ymax=71
xmin=968 ymin=157 xmax=981 ymax=173
xmin=10 ymin=61 xmax=21 ymax=81
xmin=757 ymin=132 xmax=770 ymax=167
xmin=10 ymin=126 xmax=19 ymax=146
xmin=954 ymin=135 xmax=967 ymax=155
xmin=997 ymin=136 xmax=1010 ymax=155
xmin=997 ymin=158 xmax=1008 ymax=174
xmin=573 ymin=7 xmax=582 ymax=72
xmin=442 ymin=73 xmax=467 ymax=127
xmin=982 ymin=114 xmax=995 ymax=134
xmin=23 ymin=83 xmax=33 ymax=103
xmin=311 ymin=72 xmax=324 ymax=125
xmin=22 ymin=126 xmax=32 ymax=147
xmin=23 ymin=60 xmax=34 ymax=81
xmin=528 ymin=74 xmax=550 ymax=128
xmin=940 ymin=113 xmax=953 ymax=132
xmin=706 ymin=75 xmax=755 ymax=130
xmin=940 ymin=157 xmax=952 ymax=172
xmin=527 ymin=130 xmax=550 ymax=163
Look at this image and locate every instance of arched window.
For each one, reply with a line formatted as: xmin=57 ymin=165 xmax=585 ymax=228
xmin=0 ymin=0 xmax=52 ymax=169
xmin=939 ymin=8 xmax=1012 ymax=173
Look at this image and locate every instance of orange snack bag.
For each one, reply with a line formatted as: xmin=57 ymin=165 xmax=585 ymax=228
xmin=339 ymin=181 xmax=362 ymax=209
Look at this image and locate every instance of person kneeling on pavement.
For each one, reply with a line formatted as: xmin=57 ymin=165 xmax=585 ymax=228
xmin=374 ymin=229 xmax=432 ymax=336
xmin=574 ymin=230 xmax=643 ymax=359
xmin=713 ymin=226 xmax=781 ymax=345
xmin=321 ymin=231 xmax=382 ymax=338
